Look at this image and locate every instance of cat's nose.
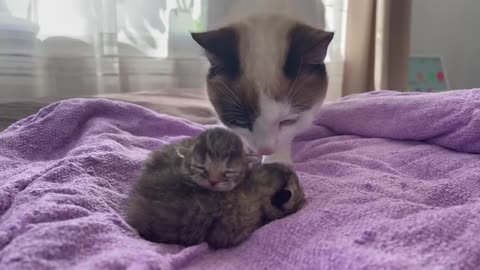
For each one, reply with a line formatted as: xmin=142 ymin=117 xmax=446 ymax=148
xmin=257 ymin=147 xmax=274 ymax=156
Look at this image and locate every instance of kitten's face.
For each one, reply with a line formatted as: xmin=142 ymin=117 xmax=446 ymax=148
xmin=183 ymin=128 xmax=248 ymax=192
xmin=192 ymin=15 xmax=333 ymax=155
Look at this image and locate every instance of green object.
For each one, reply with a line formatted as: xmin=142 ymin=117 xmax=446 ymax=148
xmin=429 ymin=72 xmax=435 ymax=82
xmin=169 ymin=0 xmax=207 ymax=33
xmin=191 ymin=0 xmax=208 ymax=32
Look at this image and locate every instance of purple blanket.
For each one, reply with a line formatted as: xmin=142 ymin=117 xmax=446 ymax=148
xmin=1 ymin=90 xmax=480 ymax=269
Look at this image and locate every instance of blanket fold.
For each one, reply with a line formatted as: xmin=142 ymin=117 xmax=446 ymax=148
xmin=314 ymin=90 xmax=480 ymax=154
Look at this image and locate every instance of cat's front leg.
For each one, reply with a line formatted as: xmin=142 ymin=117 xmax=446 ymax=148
xmin=263 ymin=144 xmax=292 ymax=165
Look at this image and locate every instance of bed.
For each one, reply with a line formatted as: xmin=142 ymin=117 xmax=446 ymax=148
xmin=0 ymin=88 xmax=218 ymax=132
xmin=1 ymin=89 xmax=480 ymax=269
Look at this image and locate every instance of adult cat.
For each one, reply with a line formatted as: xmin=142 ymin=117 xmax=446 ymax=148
xmin=191 ymin=14 xmax=334 ymax=164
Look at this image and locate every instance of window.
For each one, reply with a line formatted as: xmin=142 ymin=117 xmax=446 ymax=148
xmin=1 ymin=0 xmax=347 ymax=101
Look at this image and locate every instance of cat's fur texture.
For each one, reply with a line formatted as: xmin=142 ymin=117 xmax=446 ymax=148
xmin=126 ymin=128 xmax=305 ymax=248
xmin=205 ymin=163 xmax=305 ymax=249
xmin=191 ymin=14 xmax=334 ymax=164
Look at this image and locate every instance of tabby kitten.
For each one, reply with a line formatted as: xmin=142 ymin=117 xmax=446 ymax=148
xmin=191 ymin=14 xmax=334 ymax=164
xmin=181 ymin=127 xmax=248 ymax=191
xmin=126 ymin=128 xmax=248 ymax=246
xmin=206 ymin=163 xmax=306 ymax=249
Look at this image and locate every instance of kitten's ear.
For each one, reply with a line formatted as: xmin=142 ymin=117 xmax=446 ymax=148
xmin=190 ymin=27 xmax=239 ymax=67
xmin=271 ymin=189 xmax=293 ymax=209
xmin=289 ymin=24 xmax=334 ymax=64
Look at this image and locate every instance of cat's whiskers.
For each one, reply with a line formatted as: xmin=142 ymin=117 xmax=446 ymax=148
xmin=214 ymin=97 xmax=245 ymax=112
xmin=222 ymin=107 xmax=248 ymax=116
xmin=212 ymin=79 xmax=249 ymax=115
xmin=220 ymin=112 xmax=248 ymax=118
xmin=212 ymin=78 xmax=242 ymax=105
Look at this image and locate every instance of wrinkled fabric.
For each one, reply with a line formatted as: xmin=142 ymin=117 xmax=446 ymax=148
xmin=1 ymin=90 xmax=480 ymax=270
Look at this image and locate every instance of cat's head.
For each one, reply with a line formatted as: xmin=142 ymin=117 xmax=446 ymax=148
xmin=182 ymin=128 xmax=248 ymax=192
xmin=191 ymin=14 xmax=334 ymax=155
xmin=249 ymin=162 xmax=306 ymax=220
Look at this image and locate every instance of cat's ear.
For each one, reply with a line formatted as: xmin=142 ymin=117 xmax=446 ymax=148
xmin=271 ymin=189 xmax=293 ymax=209
xmin=289 ymin=24 xmax=334 ymax=65
xmin=305 ymin=30 xmax=334 ymax=64
xmin=190 ymin=27 xmax=239 ymax=67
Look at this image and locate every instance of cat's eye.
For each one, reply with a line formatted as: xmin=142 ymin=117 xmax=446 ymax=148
xmin=279 ymin=118 xmax=298 ymax=127
xmin=231 ymin=119 xmax=250 ymax=128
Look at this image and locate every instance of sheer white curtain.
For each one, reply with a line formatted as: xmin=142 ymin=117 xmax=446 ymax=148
xmin=0 ymin=0 xmax=346 ymax=102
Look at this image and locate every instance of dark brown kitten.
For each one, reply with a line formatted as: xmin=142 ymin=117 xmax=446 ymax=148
xmin=126 ymin=128 xmax=248 ymax=246
xmin=205 ymin=163 xmax=306 ymax=249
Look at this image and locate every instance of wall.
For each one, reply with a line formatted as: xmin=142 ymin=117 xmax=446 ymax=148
xmin=410 ymin=0 xmax=480 ymax=90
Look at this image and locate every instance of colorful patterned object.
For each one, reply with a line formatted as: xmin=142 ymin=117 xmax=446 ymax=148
xmin=408 ymin=56 xmax=448 ymax=92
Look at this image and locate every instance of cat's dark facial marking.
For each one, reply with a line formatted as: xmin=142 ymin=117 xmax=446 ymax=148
xmin=207 ymin=78 xmax=259 ymax=132
xmin=280 ymin=22 xmax=334 ymax=111
xmin=190 ymin=26 xmax=258 ymax=131
xmin=183 ymin=128 xmax=248 ymax=191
